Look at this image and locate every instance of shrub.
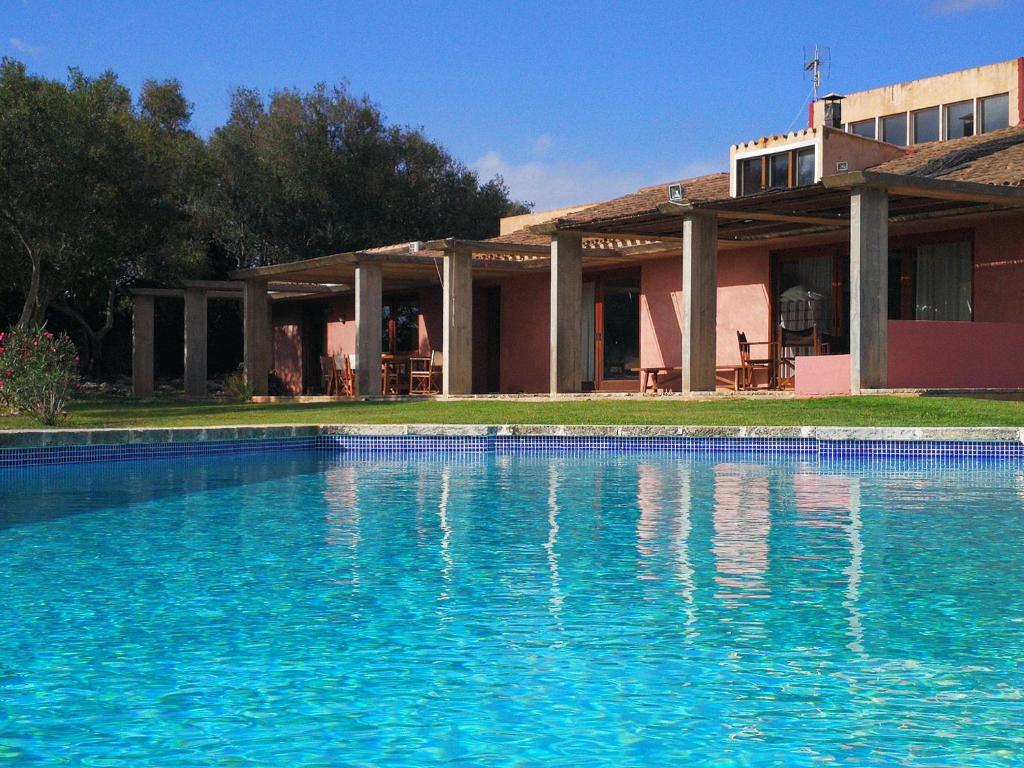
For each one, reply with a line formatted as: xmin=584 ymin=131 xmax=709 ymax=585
xmin=0 ymin=326 xmax=80 ymax=426
xmin=224 ymin=368 xmax=254 ymax=403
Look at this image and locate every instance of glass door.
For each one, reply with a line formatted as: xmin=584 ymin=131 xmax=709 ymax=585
xmin=597 ymin=277 xmax=640 ymax=385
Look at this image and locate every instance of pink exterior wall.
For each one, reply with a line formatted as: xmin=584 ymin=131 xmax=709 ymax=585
xmin=325 ymin=296 xmax=356 ymax=357
xmin=271 ymin=303 xmax=303 ymax=395
xmin=796 ymin=354 xmax=851 ymax=396
xmin=888 ymin=320 xmax=1024 ymax=388
xmin=639 ymin=248 xmax=770 ymax=387
xmin=418 ymin=287 xmax=442 ymax=355
xmin=500 ymin=273 xmax=549 ymax=393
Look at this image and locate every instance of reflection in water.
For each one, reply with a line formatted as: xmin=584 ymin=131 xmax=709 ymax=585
xmin=712 ymin=464 xmax=771 ymax=605
xmin=323 ymin=464 xmax=362 ymax=614
xmin=673 ymin=463 xmax=698 ymax=633
xmin=636 ymin=462 xmax=664 ymax=583
xmin=438 ymin=465 xmax=453 ymax=603
xmin=545 ymin=463 xmax=564 ymax=624
xmin=792 ymin=473 xmax=865 ymax=653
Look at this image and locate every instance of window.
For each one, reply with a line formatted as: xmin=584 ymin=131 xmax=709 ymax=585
xmin=887 ymin=239 xmax=973 ymax=321
xmin=795 ymin=147 xmax=815 ymax=186
xmin=915 ymin=241 xmax=972 ymax=321
xmin=881 ymin=113 xmax=908 ymax=146
xmin=945 ymin=100 xmax=974 ymax=140
xmin=768 ymin=152 xmax=789 ymax=189
xmin=737 ymin=148 xmax=815 ymax=196
xmin=980 ymin=93 xmax=1010 ymax=133
xmin=738 ymin=157 xmax=763 ymax=196
xmin=850 ymin=119 xmax=876 ymax=140
xmin=912 ymin=107 xmax=940 ymax=144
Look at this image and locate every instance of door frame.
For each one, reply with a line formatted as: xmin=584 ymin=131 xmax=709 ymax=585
xmin=590 ymin=268 xmax=642 ymax=392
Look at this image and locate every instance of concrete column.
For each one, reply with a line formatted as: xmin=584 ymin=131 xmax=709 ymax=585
xmin=183 ymin=288 xmax=208 ymax=399
xmin=442 ymin=247 xmax=473 ymax=395
xmin=243 ymin=279 xmax=271 ymax=396
xmin=680 ymin=211 xmax=718 ymax=392
xmin=132 ymin=294 xmax=154 ymax=398
xmin=850 ymin=186 xmax=888 ymax=392
xmin=549 ymin=233 xmax=583 ymax=395
xmin=355 ymin=262 xmax=383 ymax=397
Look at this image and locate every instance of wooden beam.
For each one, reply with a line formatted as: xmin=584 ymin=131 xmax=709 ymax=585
xmin=658 ymin=201 xmax=845 ymax=227
xmin=823 ymin=171 xmax=1024 ymax=208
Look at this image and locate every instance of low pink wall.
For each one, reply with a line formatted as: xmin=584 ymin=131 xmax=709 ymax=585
xmin=888 ymin=320 xmax=1024 ymax=388
xmin=796 ymin=354 xmax=851 ymax=396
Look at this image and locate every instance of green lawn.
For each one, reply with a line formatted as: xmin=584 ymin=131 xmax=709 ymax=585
xmin=2 ymin=394 xmax=1024 ymax=429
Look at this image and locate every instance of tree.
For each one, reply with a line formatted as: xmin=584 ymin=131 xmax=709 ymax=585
xmin=201 ymin=83 xmax=529 ymax=269
xmin=0 ymin=60 xmax=200 ymax=374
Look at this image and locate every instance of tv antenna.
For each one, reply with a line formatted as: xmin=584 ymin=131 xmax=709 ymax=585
xmin=803 ymin=45 xmax=831 ymax=101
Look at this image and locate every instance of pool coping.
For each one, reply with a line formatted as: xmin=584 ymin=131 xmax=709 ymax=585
xmin=2 ymin=422 xmax=1024 ymax=448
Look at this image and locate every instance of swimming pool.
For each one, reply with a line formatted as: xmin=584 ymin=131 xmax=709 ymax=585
xmin=2 ymin=447 xmax=1023 ymax=765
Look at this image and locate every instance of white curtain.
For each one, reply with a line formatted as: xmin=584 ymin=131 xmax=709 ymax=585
xmin=915 ymin=241 xmax=972 ymax=321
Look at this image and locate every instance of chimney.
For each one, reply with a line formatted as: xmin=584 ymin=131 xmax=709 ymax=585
xmin=822 ymin=92 xmax=845 ymax=129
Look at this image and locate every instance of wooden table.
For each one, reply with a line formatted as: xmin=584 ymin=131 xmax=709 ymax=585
xmin=630 ymin=366 xmax=682 ymax=394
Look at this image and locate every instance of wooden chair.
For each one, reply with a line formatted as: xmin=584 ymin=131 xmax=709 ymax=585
xmin=737 ymin=331 xmax=776 ymax=390
xmin=381 ymin=358 xmax=401 ymax=395
xmin=320 ymin=355 xmax=336 ymax=395
xmin=776 ymin=326 xmax=829 ymax=390
xmin=336 ymin=354 xmax=355 ymax=397
xmin=409 ymin=350 xmax=442 ymax=394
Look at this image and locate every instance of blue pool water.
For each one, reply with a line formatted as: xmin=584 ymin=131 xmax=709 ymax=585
xmin=2 ymin=449 xmax=1024 ymax=766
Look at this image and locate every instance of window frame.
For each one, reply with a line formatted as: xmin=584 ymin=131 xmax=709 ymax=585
xmin=943 ymin=99 xmax=975 ymax=141
xmin=912 ymin=106 xmax=941 ymax=145
xmin=979 ymin=92 xmax=1010 ymax=134
xmin=887 ymin=229 xmax=975 ymax=322
xmin=736 ymin=146 xmax=816 ymax=196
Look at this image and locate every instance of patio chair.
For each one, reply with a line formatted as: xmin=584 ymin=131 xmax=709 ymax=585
xmin=776 ymin=326 xmax=829 ymax=390
xmin=737 ymin=331 xmax=776 ymax=390
xmin=409 ymin=350 xmax=442 ymax=394
xmin=381 ymin=358 xmax=401 ymax=395
xmin=337 ymin=354 xmax=355 ymax=397
xmin=320 ymin=355 xmax=336 ymax=395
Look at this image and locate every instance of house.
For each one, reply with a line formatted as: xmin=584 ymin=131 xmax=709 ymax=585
xmin=131 ymin=57 xmax=1024 ymax=398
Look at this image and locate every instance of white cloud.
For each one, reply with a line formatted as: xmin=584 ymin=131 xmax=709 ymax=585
xmin=931 ymin=0 xmax=1001 ymax=13
xmin=474 ymin=151 xmax=725 ymax=212
xmin=533 ymin=133 xmax=554 ymax=157
xmin=8 ymin=37 xmax=43 ymax=55
xmin=473 ymin=150 xmax=646 ymax=210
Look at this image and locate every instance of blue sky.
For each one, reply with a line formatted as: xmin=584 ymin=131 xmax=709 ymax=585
xmin=3 ymin=0 xmax=1022 ymax=209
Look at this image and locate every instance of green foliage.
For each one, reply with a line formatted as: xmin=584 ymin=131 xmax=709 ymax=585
xmin=0 ymin=59 xmax=530 ymax=380
xmin=201 ymin=83 xmax=530 ymax=269
xmin=0 ymin=326 xmax=80 ymax=425
xmin=224 ymin=369 xmax=254 ymax=403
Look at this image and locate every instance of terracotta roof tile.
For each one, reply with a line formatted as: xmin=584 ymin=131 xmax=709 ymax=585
xmin=869 ymin=125 xmax=1024 ymax=186
xmin=555 ymin=173 xmax=730 ymax=228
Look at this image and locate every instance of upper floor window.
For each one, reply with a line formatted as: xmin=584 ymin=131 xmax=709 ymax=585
xmin=912 ymin=107 xmax=940 ymax=144
xmin=850 ymin=119 xmax=876 ymax=140
xmin=881 ymin=113 xmax=908 ymax=146
xmin=980 ymin=93 xmax=1009 ymax=133
xmin=737 ymin=147 xmax=815 ymax=196
xmin=945 ymin=100 xmax=974 ymax=139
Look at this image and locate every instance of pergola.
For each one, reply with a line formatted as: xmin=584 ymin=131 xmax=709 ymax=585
xmin=225 ymin=237 xmax=642 ymax=397
xmin=129 ymin=280 xmax=344 ymax=399
xmin=539 ymin=170 xmax=1024 ymax=393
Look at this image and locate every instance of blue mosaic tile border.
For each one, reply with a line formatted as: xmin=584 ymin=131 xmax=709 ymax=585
xmin=493 ymin=435 xmax=818 ymax=456
xmin=0 ymin=436 xmax=321 ymax=469
xmin=818 ymin=439 xmax=1023 ymax=459
xmin=2 ymin=433 xmax=1022 ymax=469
